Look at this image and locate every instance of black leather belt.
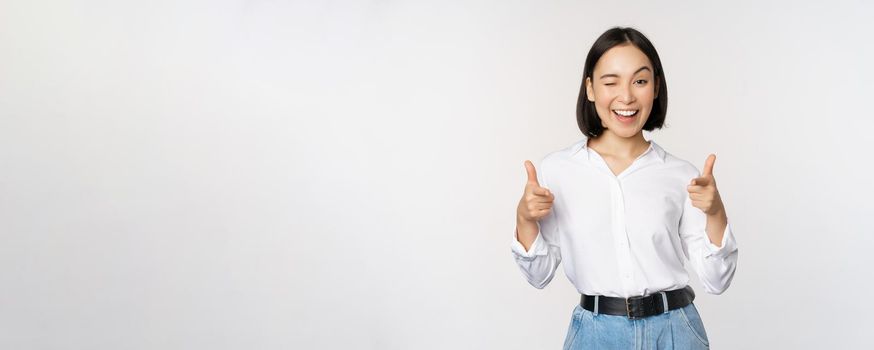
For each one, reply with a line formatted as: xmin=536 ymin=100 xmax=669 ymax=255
xmin=579 ymin=285 xmax=695 ymax=319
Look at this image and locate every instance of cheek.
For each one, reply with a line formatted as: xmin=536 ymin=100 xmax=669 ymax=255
xmin=594 ymin=90 xmax=614 ymax=109
xmin=639 ymin=87 xmax=656 ymax=101
xmin=632 ymin=88 xmax=655 ymax=112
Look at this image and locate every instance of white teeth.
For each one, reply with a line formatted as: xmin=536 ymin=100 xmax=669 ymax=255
xmin=613 ymin=109 xmax=638 ymax=117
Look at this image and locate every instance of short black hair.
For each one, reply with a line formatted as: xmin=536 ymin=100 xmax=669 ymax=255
xmin=576 ymin=27 xmax=668 ymax=138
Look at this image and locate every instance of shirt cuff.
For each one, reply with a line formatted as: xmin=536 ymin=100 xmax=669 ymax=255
xmin=704 ymin=221 xmax=737 ymax=259
xmin=510 ymin=228 xmax=547 ymax=260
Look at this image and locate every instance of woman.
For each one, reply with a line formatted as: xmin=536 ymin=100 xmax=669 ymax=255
xmin=511 ymin=27 xmax=738 ymax=349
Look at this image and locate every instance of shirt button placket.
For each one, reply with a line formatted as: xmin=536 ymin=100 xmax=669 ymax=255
xmin=610 ymin=176 xmax=635 ymax=293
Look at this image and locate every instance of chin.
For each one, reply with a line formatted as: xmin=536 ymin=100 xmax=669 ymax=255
xmin=606 ymin=126 xmax=642 ymax=138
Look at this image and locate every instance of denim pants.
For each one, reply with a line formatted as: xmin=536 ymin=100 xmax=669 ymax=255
xmin=562 ymin=302 xmax=710 ymax=349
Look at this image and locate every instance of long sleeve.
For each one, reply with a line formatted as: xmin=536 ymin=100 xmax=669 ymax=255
xmin=678 ymin=194 xmax=739 ymax=295
xmin=510 ymin=159 xmax=562 ymax=289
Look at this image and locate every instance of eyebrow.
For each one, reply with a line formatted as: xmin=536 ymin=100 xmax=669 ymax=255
xmin=599 ymin=66 xmax=652 ymax=80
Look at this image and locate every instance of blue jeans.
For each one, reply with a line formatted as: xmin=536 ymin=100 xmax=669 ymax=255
xmin=562 ymin=302 xmax=710 ymax=349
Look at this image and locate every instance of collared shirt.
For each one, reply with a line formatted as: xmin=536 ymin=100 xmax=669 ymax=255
xmin=511 ymin=136 xmax=738 ymax=297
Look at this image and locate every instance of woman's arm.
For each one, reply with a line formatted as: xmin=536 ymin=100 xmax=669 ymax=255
xmin=679 ymin=195 xmax=738 ymax=295
xmin=511 ymin=212 xmax=562 ymax=290
xmin=705 ymin=210 xmax=728 ymax=247
xmin=681 ymin=154 xmax=738 ymax=294
xmin=510 ymin=159 xmax=562 ymax=289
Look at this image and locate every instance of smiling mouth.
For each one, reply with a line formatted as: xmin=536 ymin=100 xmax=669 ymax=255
xmin=612 ymin=109 xmax=639 ymax=122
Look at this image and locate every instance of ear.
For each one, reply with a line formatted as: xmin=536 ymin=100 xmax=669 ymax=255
xmin=585 ymin=77 xmax=595 ymax=102
xmin=653 ymin=77 xmax=659 ymax=99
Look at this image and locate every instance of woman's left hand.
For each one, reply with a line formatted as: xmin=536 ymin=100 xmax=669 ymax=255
xmin=687 ymin=154 xmax=725 ymax=216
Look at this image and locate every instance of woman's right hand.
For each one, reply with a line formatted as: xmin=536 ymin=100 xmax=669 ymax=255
xmin=517 ymin=160 xmax=555 ymax=223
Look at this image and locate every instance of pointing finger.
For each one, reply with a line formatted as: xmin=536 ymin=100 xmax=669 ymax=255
xmin=687 ymin=184 xmax=706 ymax=193
xmin=690 ymin=177 xmax=711 ymax=187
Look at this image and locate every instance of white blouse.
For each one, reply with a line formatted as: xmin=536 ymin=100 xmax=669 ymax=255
xmin=511 ymin=136 xmax=738 ymax=298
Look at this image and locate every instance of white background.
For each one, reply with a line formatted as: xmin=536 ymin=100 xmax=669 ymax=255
xmin=2 ymin=0 xmax=873 ymax=349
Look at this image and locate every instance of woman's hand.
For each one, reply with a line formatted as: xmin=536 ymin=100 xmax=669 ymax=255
xmin=687 ymin=154 xmax=729 ymax=246
xmin=686 ymin=154 xmax=725 ymax=216
xmin=517 ymin=160 xmax=555 ymax=223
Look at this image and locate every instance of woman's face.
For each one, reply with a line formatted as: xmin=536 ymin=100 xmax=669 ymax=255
xmin=586 ymin=43 xmax=659 ymax=138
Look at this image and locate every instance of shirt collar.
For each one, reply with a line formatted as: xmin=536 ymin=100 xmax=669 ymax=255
xmin=570 ymin=135 xmax=666 ymax=163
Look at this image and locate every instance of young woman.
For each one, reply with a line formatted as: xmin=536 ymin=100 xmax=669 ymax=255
xmin=511 ymin=27 xmax=738 ymax=349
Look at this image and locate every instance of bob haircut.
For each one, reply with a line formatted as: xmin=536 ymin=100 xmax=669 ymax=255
xmin=577 ymin=27 xmax=668 ymax=138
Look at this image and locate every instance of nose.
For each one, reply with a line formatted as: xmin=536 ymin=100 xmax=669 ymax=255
xmin=618 ymin=83 xmax=636 ymax=104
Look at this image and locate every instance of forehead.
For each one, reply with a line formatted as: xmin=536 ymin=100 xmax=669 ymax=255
xmin=594 ymin=44 xmax=653 ymax=75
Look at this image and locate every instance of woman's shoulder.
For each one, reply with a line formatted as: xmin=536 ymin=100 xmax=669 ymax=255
xmin=540 ymin=138 xmax=587 ymax=164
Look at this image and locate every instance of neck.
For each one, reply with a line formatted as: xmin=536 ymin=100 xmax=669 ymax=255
xmin=588 ymin=130 xmax=649 ymax=159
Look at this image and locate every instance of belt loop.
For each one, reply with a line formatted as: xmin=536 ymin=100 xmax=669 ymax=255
xmin=593 ymin=295 xmax=599 ymax=315
xmin=659 ymin=291 xmax=668 ymax=314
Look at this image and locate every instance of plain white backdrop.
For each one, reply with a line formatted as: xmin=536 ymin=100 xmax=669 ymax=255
xmin=2 ymin=0 xmax=873 ymax=349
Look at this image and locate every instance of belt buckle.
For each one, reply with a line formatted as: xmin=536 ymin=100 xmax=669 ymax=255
xmin=625 ymin=295 xmax=645 ymax=319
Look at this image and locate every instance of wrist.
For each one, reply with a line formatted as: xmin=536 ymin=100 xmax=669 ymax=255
xmin=706 ymin=205 xmax=727 ymax=219
xmin=516 ymin=214 xmax=535 ymax=226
